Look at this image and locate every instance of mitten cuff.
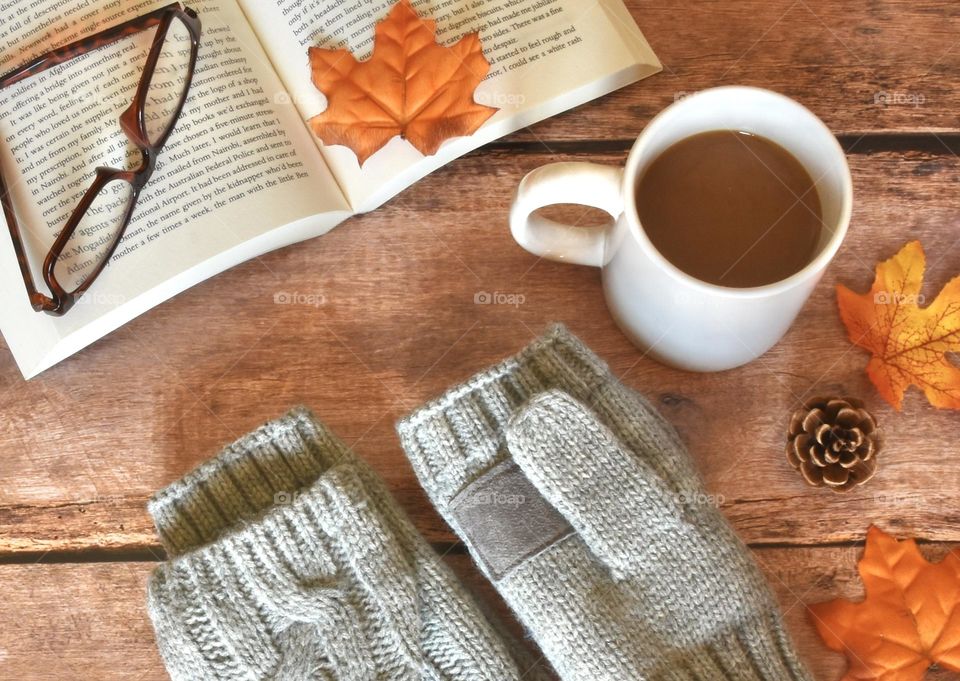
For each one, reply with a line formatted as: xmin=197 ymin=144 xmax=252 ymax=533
xmin=148 ymin=406 xmax=351 ymax=556
xmin=397 ymin=324 xmax=617 ymax=509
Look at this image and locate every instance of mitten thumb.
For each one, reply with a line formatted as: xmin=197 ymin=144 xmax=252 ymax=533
xmin=506 ymin=389 xmax=688 ymax=578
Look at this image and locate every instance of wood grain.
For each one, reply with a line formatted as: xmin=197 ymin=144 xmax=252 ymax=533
xmin=2 ymin=147 xmax=959 ymax=555
xmin=513 ymin=0 xmax=960 ymax=142
xmin=1 ymin=545 xmax=956 ymax=680
xmin=3 ymin=1 xmax=960 ymax=678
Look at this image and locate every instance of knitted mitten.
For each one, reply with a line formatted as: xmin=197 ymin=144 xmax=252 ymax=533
xmin=146 ymin=407 xmax=540 ymax=681
xmin=397 ymin=325 xmax=813 ymax=681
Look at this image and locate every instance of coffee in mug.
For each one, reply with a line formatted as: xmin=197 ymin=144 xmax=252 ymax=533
xmin=635 ymin=130 xmax=823 ymax=288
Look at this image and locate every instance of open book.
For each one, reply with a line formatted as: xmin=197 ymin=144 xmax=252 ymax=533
xmin=0 ymin=0 xmax=660 ymax=379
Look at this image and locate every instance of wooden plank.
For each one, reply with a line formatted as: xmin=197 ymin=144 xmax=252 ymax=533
xmin=2 ymin=146 xmax=960 ymax=554
xmin=1 ymin=545 xmax=956 ymax=680
xmin=0 ymin=561 xmax=163 ymax=681
xmin=507 ymin=0 xmax=960 ymax=143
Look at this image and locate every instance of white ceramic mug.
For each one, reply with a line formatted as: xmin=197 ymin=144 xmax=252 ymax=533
xmin=509 ymin=86 xmax=853 ymax=372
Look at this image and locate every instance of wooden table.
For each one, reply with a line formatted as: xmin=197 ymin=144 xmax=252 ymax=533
xmin=2 ymin=1 xmax=959 ymax=678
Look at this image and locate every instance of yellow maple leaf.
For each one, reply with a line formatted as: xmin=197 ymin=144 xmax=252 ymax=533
xmin=808 ymin=526 xmax=960 ymax=680
xmin=307 ymin=0 xmax=498 ymax=165
xmin=836 ymin=240 xmax=960 ymax=410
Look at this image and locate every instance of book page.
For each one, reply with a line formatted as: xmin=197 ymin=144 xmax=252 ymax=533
xmin=0 ymin=0 xmax=351 ymax=377
xmin=238 ymin=0 xmax=660 ymax=212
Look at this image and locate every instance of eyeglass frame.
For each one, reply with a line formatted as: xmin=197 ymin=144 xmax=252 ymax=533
xmin=0 ymin=2 xmax=201 ymax=316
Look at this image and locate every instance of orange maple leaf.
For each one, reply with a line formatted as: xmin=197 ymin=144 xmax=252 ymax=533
xmin=836 ymin=241 xmax=960 ymax=410
xmin=808 ymin=526 xmax=960 ymax=681
xmin=307 ymin=0 xmax=498 ymax=165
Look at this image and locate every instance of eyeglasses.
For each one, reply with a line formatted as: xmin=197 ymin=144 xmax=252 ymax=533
xmin=0 ymin=3 xmax=201 ymax=316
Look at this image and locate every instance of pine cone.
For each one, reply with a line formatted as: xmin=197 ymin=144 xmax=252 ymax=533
xmin=786 ymin=397 xmax=880 ymax=492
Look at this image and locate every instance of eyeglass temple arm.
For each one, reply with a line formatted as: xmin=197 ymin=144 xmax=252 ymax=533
xmin=0 ymin=3 xmax=187 ymax=90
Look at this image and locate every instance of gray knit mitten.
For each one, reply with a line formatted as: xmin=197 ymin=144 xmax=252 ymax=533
xmin=397 ymin=325 xmax=813 ymax=681
xmin=146 ymin=407 xmax=537 ymax=681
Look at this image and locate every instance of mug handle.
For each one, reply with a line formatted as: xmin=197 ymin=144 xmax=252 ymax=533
xmin=509 ymin=162 xmax=624 ymax=267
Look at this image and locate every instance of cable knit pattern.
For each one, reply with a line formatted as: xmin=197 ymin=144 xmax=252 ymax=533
xmin=397 ymin=325 xmax=814 ymax=681
xmin=146 ymin=407 xmax=542 ymax=681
